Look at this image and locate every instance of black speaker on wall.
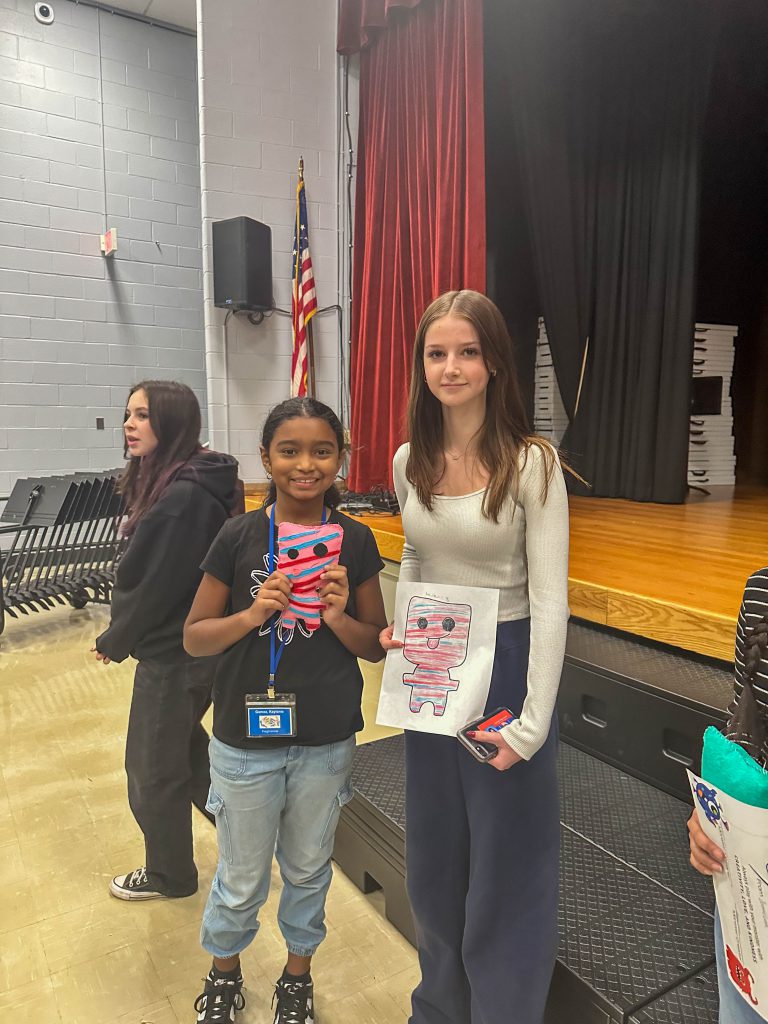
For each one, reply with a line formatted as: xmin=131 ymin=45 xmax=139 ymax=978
xmin=212 ymin=216 xmax=272 ymax=312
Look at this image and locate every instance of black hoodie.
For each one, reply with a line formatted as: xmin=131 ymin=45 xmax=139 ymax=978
xmin=96 ymin=451 xmax=241 ymax=663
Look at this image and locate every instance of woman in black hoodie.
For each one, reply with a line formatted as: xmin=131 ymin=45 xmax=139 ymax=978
xmin=94 ymin=380 xmax=241 ymax=901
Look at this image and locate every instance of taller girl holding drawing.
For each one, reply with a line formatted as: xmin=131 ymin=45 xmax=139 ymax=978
xmin=382 ymin=290 xmax=570 ymax=1024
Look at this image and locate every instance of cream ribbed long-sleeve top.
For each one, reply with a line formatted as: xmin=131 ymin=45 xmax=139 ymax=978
xmin=393 ymin=441 xmax=570 ymax=760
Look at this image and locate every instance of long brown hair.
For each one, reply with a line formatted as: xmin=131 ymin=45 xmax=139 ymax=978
xmin=406 ymin=290 xmax=558 ymax=522
xmin=119 ymin=380 xmax=202 ymax=535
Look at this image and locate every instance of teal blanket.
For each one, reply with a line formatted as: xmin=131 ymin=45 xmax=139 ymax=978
xmin=701 ymin=726 xmax=768 ymax=809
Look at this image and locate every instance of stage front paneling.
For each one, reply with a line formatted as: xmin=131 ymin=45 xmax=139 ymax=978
xmin=346 ymin=488 xmax=768 ymax=662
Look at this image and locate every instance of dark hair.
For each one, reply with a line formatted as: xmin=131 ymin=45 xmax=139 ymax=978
xmin=728 ymin=616 xmax=768 ymax=765
xmin=261 ymin=397 xmax=346 ymax=508
xmin=744 ymin=619 xmax=768 ymax=679
xmin=119 ymin=380 xmax=202 ymax=536
xmin=406 ymin=289 xmax=559 ymax=522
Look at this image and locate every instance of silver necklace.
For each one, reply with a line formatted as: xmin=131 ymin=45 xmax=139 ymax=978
xmin=445 ymin=445 xmax=471 ymax=461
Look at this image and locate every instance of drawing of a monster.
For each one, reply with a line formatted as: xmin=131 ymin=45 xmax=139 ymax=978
xmin=726 ymin=946 xmax=759 ymax=1005
xmin=695 ymin=781 xmax=729 ymax=831
xmin=402 ymin=596 xmax=471 ymax=715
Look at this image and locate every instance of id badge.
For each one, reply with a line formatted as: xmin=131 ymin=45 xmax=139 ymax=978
xmin=245 ymin=692 xmax=297 ymax=738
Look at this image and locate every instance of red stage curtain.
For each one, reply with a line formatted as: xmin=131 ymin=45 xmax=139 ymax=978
xmin=345 ymin=0 xmax=486 ymax=492
xmin=337 ymin=0 xmax=424 ymax=55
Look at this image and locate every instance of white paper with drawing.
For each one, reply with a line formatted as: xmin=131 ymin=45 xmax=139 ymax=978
xmin=687 ymin=770 xmax=768 ymax=1020
xmin=376 ymin=582 xmax=500 ymax=736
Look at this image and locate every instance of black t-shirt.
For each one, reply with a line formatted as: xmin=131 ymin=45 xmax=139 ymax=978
xmin=201 ymin=507 xmax=384 ymax=749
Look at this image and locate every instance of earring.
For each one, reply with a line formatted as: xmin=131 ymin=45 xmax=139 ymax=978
xmin=265 ymin=470 xmax=272 ymax=480
xmin=491 ymin=369 xmax=497 ymax=377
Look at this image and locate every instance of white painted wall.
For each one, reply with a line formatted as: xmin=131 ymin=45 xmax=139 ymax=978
xmin=0 ymin=0 xmax=204 ymax=496
xmin=197 ymin=0 xmax=345 ymax=483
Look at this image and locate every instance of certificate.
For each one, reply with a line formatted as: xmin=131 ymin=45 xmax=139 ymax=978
xmin=688 ymin=770 xmax=768 ymax=1020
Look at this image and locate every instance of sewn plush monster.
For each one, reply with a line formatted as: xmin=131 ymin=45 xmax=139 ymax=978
xmin=277 ymin=521 xmax=344 ymax=632
xmin=402 ymin=596 xmax=471 ymax=715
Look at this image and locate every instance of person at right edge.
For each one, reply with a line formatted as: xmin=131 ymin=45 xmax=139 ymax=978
xmin=687 ymin=567 xmax=768 ymax=1024
xmin=380 ymin=290 xmax=571 ymax=1024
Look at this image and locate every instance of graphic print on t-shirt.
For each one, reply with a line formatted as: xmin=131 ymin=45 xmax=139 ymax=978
xmin=249 ymin=521 xmax=344 ymax=642
xmin=202 ymin=508 xmax=383 ymax=748
xmin=402 ymin=596 xmax=472 ymax=716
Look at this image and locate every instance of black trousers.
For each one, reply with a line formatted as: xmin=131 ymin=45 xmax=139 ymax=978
xmin=405 ymin=618 xmax=560 ymax=1024
xmin=125 ymin=651 xmax=216 ymax=895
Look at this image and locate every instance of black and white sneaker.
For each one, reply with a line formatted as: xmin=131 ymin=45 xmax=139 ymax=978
xmin=194 ymin=967 xmax=245 ymax=1023
xmin=272 ymin=974 xmax=314 ymax=1024
xmin=109 ymin=867 xmax=165 ymax=901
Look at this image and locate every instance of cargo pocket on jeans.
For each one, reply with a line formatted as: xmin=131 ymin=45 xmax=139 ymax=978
xmin=327 ymin=737 xmax=355 ymax=774
xmin=319 ymin=782 xmax=353 ymax=849
xmin=205 ymin=787 xmax=233 ymax=865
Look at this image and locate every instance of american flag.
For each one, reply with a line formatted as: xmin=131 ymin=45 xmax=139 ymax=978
xmin=291 ymin=171 xmax=317 ymax=397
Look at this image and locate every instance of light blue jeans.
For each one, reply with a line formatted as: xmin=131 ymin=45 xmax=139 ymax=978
xmin=715 ymin=909 xmax=764 ymax=1023
xmin=201 ymin=734 xmax=355 ymax=959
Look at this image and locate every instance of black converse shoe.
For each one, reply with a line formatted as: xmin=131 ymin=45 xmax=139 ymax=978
xmin=272 ymin=974 xmax=314 ymax=1024
xmin=194 ymin=967 xmax=245 ymax=1023
xmin=109 ymin=867 xmax=165 ymax=900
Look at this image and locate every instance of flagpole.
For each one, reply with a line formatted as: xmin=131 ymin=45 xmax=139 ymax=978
xmin=292 ymin=157 xmax=318 ymax=398
xmin=307 ymin=323 xmax=317 ymax=398
xmin=299 ymin=156 xmax=317 ymax=398
xmin=292 ymin=164 xmax=301 ymax=398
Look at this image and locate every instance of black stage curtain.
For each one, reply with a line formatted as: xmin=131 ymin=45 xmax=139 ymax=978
xmin=491 ymin=0 xmax=718 ymax=501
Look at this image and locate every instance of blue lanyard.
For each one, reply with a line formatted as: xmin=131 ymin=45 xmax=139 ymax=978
xmin=267 ymin=503 xmax=327 ymax=696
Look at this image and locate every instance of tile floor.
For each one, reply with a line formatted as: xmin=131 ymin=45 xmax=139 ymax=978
xmin=0 ymin=602 xmax=414 ymax=1024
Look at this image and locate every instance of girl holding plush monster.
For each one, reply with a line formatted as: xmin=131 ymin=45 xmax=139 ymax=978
xmin=184 ymin=397 xmax=387 ymax=1024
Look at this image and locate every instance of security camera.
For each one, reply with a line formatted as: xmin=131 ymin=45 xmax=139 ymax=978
xmin=34 ymin=2 xmax=55 ymax=24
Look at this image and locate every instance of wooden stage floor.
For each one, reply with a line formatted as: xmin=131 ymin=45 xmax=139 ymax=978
xmin=353 ymin=487 xmax=768 ymax=662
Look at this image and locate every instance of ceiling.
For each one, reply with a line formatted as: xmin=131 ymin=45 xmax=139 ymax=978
xmin=99 ymin=0 xmax=197 ymax=32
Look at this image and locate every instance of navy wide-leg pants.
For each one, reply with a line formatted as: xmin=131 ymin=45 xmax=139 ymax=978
xmin=405 ymin=618 xmax=560 ymax=1024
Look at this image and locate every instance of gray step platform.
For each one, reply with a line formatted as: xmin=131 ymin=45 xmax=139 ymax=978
xmin=333 ymin=735 xmax=718 ymax=1024
xmin=629 ymin=965 xmax=720 ymax=1023
xmin=559 ymin=622 xmax=733 ymax=800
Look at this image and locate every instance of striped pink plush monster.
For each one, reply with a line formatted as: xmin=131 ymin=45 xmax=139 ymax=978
xmin=276 ymin=521 xmax=344 ymax=632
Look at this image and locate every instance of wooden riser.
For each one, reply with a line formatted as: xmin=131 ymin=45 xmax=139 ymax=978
xmin=331 ymin=486 xmax=768 ymax=662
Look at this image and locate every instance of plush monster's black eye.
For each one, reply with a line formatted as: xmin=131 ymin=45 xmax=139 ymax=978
xmin=313 ymin=543 xmax=328 ymax=557
xmin=417 ymin=617 xmax=428 ymax=630
xmin=287 ymin=548 xmax=299 ymax=560
xmin=442 ymin=617 xmax=456 ymax=632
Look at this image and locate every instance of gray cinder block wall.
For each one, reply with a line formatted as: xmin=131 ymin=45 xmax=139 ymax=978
xmin=197 ymin=0 xmax=342 ymax=483
xmin=0 ymin=0 xmax=205 ymax=496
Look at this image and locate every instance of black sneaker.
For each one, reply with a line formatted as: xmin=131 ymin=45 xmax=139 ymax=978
xmin=272 ymin=974 xmax=314 ymax=1024
xmin=109 ymin=867 xmax=166 ymax=901
xmin=194 ymin=967 xmax=245 ymax=1023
